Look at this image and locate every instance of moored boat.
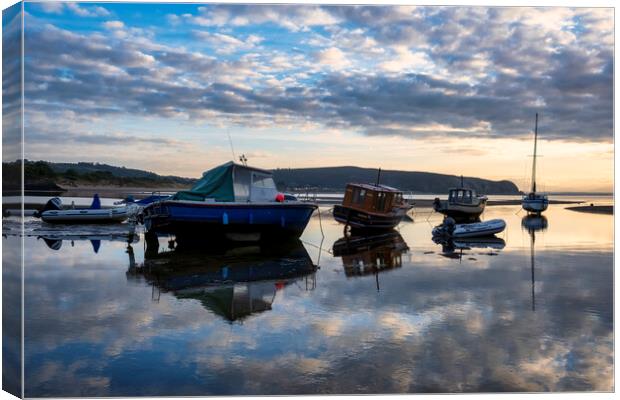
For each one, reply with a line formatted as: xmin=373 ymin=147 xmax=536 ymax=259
xmin=522 ymin=113 xmax=549 ymax=214
xmin=433 ymin=178 xmax=487 ymax=222
xmin=140 ymin=161 xmax=317 ymax=241
xmin=39 ymin=195 xmax=134 ymax=224
xmin=332 ymin=180 xmax=412 ymax=232
xmin=432 ymin=218 xmax=506 ymax=238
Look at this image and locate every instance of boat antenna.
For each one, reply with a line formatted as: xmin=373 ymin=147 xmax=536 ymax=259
xmin=531 ymin=113 xmax=539 ymax=194
xmin=239 ymin=154 xmax=248 ymax=166
xmin=376 ymin=168 xmax=382 ymax=186
xmin=227 ymin=127 xmax=236 ymax=161
xmin=461 ymin=175 xmax=464 ymax=187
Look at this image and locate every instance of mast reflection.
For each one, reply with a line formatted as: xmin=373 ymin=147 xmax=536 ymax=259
xmin=522 ymin=215 xmax=548 ymax=311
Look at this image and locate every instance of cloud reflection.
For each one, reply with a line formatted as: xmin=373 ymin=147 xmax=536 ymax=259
xmin=20 ymin=223 xmax=613 ymax=395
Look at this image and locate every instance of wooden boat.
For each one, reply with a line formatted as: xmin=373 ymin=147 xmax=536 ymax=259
xmin=332 ymin=181 xmax=412 ymax=232
xmin=433 ymin=178 xmax=487 ymax=221
xmin=39 ymin=195 xmax=134 ymax=224
xmin=522 ymin=113 xmax=549 ymax=214
xmin=141 ymin=162 xmax=317 ymax=241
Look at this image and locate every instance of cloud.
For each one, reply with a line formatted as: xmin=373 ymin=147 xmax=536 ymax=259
xmin=22 ymin=5 xmax=613 ymax=146
xmin=193 ymin=31 xmax=263 ymax=54
xmin=184 ymin=5 xmax=341 ymax=32
xmin=103 ymin=20 xmax=125 ymax=30
xmin=37 ymin=2 xmax=110 ymax=17
xmin=314 ymin=47 xmax=350 ymax=70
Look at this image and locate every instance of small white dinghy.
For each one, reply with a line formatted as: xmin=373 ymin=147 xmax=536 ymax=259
xmin=452 ymin=219 xmax=506 ymax=238
xmin=433 ymin=218 xmax=506 ymax=239
xmin=40 ymin=195 xmax=133 ymax=224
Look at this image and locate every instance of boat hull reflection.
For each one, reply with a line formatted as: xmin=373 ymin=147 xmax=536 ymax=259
xmin=433 ymin=236 xmax=505 ymax=260
xmin=133 ymin=238 xmax=317 ymax=321
xmin=521 ymin=214 xmax=548 ymax=233
xmin=332 ymin=231 xmax=409 ymax=278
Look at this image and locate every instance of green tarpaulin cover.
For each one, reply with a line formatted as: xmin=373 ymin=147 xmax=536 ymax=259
xmin=172 ymin=162 xmax=235 ymax=202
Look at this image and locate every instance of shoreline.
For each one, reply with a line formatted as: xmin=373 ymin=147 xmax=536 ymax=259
xmin=566 ymin=205 xmax=613 ymax=215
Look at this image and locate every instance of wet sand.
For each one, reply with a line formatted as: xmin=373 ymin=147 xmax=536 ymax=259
xmin=566 ymin=205 xmax=613 ymax=215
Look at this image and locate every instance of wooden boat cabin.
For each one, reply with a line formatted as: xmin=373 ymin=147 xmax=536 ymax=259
xmin=333 ymin=183 xmax=411 ymax=231
xmin=342 ymin=183 xmax=404 ymax=213
xmin=342 ymin=184 xmax=403 ymax=213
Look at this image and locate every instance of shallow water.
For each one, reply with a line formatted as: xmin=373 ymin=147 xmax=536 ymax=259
xmin=3 ymin=199 xmax=614 ymax=396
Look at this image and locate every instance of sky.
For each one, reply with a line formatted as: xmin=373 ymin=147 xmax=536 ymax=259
xmin=15 ymin=2 xmax=614 ymax=192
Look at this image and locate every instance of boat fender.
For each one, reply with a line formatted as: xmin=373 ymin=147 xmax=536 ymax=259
xmin=275 ymin=193 xmax=285 ymax=202
xmin=222 ymin=212 xmax=229 ymax=225
xmin=90 ymin=194 xmax=101 ymax=210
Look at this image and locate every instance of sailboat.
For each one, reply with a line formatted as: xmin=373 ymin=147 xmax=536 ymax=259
xmin=522 ymin=113 xmax=549 ymax=214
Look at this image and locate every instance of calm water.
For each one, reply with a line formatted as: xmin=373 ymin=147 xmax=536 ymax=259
xmin=3 ymin=199 xmax=614 ymax=396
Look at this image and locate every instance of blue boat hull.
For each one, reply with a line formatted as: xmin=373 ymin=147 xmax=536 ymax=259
xmin=142 ymin=201 xmax=317 ymax=240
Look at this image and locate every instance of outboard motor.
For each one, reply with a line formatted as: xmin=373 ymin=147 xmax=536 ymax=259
xmin=443 ymin=216 xmax=456 ymax=236
xmin=433 ymin=197 xmax=441 ymax=211
xmin=42 ymin=197 xmax=63 ymax=212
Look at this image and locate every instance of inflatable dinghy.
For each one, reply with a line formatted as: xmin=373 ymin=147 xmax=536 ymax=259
xmin=433 ymin=218 xmax=506 ymax=238
xmin=40 ymin=195 xmax=133 ymax=224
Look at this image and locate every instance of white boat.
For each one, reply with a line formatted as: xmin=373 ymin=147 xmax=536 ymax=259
xmin=522 ymin=113 xmax=549 ymax=214
xmin=452 ymin=219 xmax=506 ymax=238
xmin=39 ymin=195 xmax=135 ymax=224
xmin=433 ymin=177 xmax=488 ymax=221
xmin=433 ymin=218 xmax=506 ymax=238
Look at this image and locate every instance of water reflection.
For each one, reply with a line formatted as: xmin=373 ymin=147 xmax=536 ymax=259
xmin=131 ymin=238 xmax=317 ymax=322
xmin=332 ymin=231 xmax=408 ymax=290
xmin=522 ymin=215 xmax=548 ymax=312
xmin=16 ymin=203 xmax=613 ymax=395
xmin=37 ymin=233 xmax=139 ymax=253
xmin=433 ymin=236 xmax=505 ymax=261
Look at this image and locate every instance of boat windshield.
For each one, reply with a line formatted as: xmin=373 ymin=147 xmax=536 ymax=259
xmin=449 ymin=189 xmax=473 ymax=204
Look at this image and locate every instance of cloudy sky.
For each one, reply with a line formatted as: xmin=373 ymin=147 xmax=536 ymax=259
xmin=20 ymin=3 xmax=613 ymax=191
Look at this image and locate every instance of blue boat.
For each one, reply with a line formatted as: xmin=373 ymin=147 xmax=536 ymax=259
xmin=141 ymin=162 xmax=317 ymax=241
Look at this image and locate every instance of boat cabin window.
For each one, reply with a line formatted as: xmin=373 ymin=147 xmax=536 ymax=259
xmin=252 ymin=173 xmax=276 ymax=189
xmin=375 ymin=192 xmax=388 ymax=211
xmin=250 ymin=172 xmax=278 ymax=202
xmin=352 ymin=188 xmax=366 ymax=205
xmin=233 ymin=168 xmax=251 ymax=202
xmin=449 ymin=189 xmax=473 ymax=204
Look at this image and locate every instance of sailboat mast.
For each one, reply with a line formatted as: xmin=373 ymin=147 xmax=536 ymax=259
xmin=531 ymin=113 xmax=538 ymax=193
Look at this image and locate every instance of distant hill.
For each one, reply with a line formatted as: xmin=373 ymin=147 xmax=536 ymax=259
xmin=3 ymin=160 xmax=519 ymax=195
xmin=273 ymin=166 xmax=519 ymax=194
xmin=47 ymin=161 xmax=194 ymax=183
xmin=2 ymin=160 xmax=195 ymax=194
